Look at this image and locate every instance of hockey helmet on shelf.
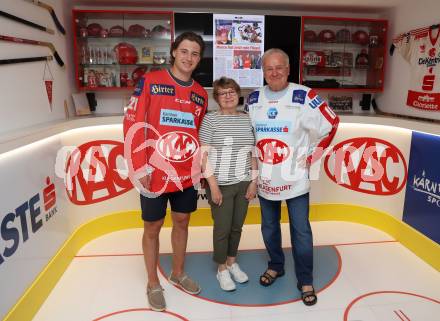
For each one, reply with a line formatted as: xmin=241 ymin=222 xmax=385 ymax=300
xmin=304 ymin=30 xmax=317 ymax=42
xmin=352 ymin=30 xmax=369 ymax=45
xmin=114 ymin=43 xmax=138 ymax=65
xmin=109 ymin=25 xmax=125 ymax=37
xmin=151 ymin=25 xmax=170 ymax=38
xmin=318 ymin=29 xmax=336 ymax=42
xmin=127 ymin=24 xmax=149 ymax=37
xmin=87 ymin=23 xmax=103 ymax=37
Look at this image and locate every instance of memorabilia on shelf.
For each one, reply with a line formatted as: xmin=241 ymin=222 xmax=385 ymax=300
xmin=355 ymin=49 xmax=369 ymax=68
xmin=328 ymin=95 xmax=353 ymax=112
xmin=139 ymin=46 xmax=153 ymax=64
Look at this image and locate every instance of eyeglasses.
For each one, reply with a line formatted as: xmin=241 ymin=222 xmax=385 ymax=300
xmin=217 ymin=90 xmax=237 ymax=97
xmin=263 ymin=65 xmax=288 ymax=73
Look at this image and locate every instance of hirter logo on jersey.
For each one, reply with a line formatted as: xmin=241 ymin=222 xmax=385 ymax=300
xmin=256 ymin=139 xmax=290 ymax=165
xmin=324 ymin=137 xmax=407 ymax=195
xmin=156 ymin=131 xmax=199 ymax=162
xmin=190 ymin=92 xmax=205 ymax=107
xmin=150 ymin=84 xmax=175 ymax=96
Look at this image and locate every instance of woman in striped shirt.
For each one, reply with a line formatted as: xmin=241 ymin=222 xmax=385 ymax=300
xmin=200 ymin=77 xmax=257 ymax=291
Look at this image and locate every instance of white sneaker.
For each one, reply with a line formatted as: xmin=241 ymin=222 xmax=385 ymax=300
xmin=217 ymin=269 xmax=236 ymax=291
xmin=227 ymin=263 xmax=249 ymax=283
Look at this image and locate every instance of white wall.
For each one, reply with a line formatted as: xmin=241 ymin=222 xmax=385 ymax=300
xmin=0 ymin=0 xmax=73 ymax=136
xmin=377 ymin=0 xmax=440 ymax=120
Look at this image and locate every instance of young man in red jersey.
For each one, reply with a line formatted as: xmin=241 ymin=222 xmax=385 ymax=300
xmin=123 ymin=32 xmax=208 ymax=311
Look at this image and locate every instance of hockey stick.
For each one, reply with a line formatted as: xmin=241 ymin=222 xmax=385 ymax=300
xmin=22 ymin=0 xmax=65 ymax=35
xmin=0 ymin=55 xmax=52 ymax=65
xmin=0 ymin=35 xmax=64 ymax=67
xmin=0 ymin=10 xmax=55 ymax=34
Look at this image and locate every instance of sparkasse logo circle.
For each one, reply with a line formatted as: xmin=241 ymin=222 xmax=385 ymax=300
xmin=324 ymin=137 xmax=408 ymax=195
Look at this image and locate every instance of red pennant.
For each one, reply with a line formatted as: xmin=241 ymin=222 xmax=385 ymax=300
xmin=45 ymin=80 xmax=53 ymax=109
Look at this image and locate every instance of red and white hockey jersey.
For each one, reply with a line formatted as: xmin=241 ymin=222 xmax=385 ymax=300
xmin=394 ymin=27 xmax=440 ymax=111
xmin=246 ymin=84 xmax=339 ymax=200
xmin=123 ymin=69 xmax=208 ymax=194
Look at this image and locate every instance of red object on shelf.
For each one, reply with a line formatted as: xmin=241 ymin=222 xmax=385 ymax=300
xmin=352 ymin=30 xmax=369 ymax=45
xmin=132 ymin=66 xmax=148 ymax=84
xmin=318 ymin=29 xmax=336 ymax=42
xmin=304 ymin=30 xmax=317 ymax=42
xmin=87 ymin=23 xmax=102 ymax=37
xmin=303 ymin=51 xmax=326 ymax=66
xmin=109 ymin=25 xmax=125 ymax=37
xmin=114 ymin=42 xmax=138 ymax=64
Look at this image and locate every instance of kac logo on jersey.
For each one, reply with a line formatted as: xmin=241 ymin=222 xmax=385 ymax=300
xmin=190 ymin=92 xmax=205 ymax=107
xmin=267 ymin=107 xmax=278 ymax=119
xmin=134 ymin=78 xmax=145 ymax=96
xmin=150 ymin=84 xmax=175 ymax=96
xmin=256 ymin=138 xmax=290 ymax=165
xmin=292 ymin=90 xmax=306 ymax=104
xmin=156 ymin=131 xmax=199 ymax=162
xmin=247 ymin=91 xmax=260 ymax=104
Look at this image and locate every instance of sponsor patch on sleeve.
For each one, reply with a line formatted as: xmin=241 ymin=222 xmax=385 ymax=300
xmin=190 ymin=91 xmax=206 ymax=107
xmin=247 ymin=90 xmax=260 ymax=104
xmin=307 ymin=89 xmax=324 ymax=109
xmin=133 ymin=78 xmax=145 ymax=97
xmin=292 ymin=90 xmax=306 ymax=104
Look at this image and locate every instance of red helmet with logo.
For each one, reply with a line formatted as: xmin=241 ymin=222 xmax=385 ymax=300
xmin=304 ymin=30 xmax=317 ymax=42
xmin=318 ymin=29 xmax=336 ymax=42
xmin=352 ymin=30 xmax=369 ymax=45
xmin=114 ymin=43 xmax=138 ymax=65
xmin=131 ymin=66 xmax=148 ymax=84
xmin=109 ymin=25 xmax=125 ymax=37
xmin=87 ymin=23 xmax=103 ymax=37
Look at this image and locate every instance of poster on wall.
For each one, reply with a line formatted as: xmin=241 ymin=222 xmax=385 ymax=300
xmin=403 ymin=131 xmax=440 ymax=244
xmin=213 ymin=14 xmax=264 ymax=88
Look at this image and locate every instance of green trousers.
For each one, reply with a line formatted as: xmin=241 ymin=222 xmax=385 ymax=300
xmin=206 ymin=180 xmax=250 ymax=264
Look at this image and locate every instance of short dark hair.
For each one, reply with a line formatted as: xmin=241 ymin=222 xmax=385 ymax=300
xmin=169 ymin=31 xmax=205 ymax=65
xmin=212 ymin=77 xmax=241 ymax=104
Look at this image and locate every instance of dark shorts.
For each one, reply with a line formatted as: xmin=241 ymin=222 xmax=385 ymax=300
xmin=140 ymin=186 xmax=198 ymax=222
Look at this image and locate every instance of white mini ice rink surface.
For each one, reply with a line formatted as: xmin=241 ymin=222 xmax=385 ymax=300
xmin=32 ymin=222 xmax=440 ymax=321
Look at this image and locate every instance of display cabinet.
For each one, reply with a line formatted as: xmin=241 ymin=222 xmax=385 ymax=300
xmin=73 ymin=10 xmax=173 ymax=90
xmin=300 ymin=16 xmax=387 ymax=92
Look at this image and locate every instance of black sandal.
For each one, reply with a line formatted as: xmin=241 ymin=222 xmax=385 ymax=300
xmin=297 ymin=284 xmax=317 ymax=306
xmin=259 ymin=269 xmax=285 ymax=287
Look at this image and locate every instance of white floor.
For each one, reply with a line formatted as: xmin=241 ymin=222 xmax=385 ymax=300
xmin=33 ymin=222 xmax=440 ymax=321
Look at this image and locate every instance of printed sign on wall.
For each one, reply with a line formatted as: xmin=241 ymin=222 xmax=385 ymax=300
xmin=403 ymin=131 xmax=440 ymax=244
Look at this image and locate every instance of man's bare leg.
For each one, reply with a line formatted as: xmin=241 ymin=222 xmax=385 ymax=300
xmin=142 ymin=219 xmax=164 ymax=287
xmin=170 ymin=211 xmax=190 ymax=277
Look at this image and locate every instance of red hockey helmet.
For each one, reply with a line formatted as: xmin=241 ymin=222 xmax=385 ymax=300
xmin=304 ymin=30 xmax=317 ymax=42
xmin=352 ymin=30 xmax=369 ymax=45
xmin=87 ymin=23 xmax=102 ymax=37
xmin=318 ymin=29 xmax=336 ymax=42
xmin=109 ymin=25 xmax=125 ymax=37
xmin=131 ymin=66 xmax=148 ymax=84
xmin=114 ymin=43 xmax=138 ymax=65
xmin=127 ymin=24 xmax=149 ymax=37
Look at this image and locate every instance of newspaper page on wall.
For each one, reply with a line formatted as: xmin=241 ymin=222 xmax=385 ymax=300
xmin=213 ymin=14 xmax=264 ymax=88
